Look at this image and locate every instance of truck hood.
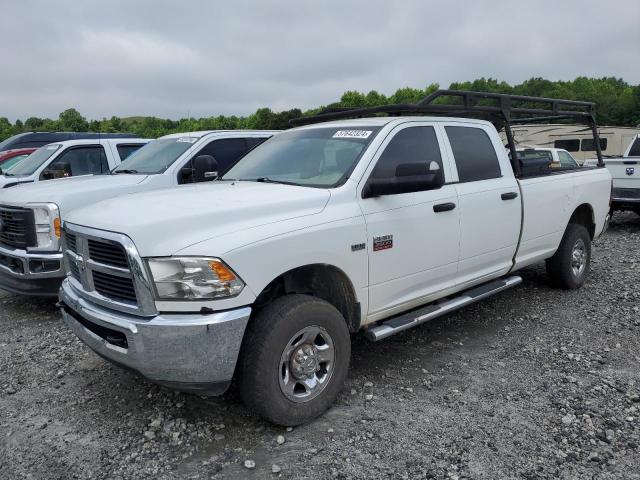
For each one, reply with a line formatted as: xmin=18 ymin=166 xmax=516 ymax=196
xmin=0 ymin=175 xmax=149 ymax=213
xmin=0 ymin=174 xmax=34 ymax=189
xmin=66 ymin=181 xmax=331 ymax=257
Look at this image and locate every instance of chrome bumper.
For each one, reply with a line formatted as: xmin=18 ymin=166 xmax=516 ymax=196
xmin=0 ymin=244 xmax=64 ymax=296
xmin=59 ymin=279 xmax=251 ymax=395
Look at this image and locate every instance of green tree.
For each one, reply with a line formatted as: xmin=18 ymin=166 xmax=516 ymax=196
xmin=58 ymin=108 xmax=89 ymax=132
xmin=24 ymin=117 xmax=45 ymax=130
xmin=1 ymin=76 xmax=639 ymax=144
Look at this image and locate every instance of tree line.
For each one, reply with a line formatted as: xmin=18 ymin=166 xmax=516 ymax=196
xmin=1 ymin=77 xmax=638 ymax=142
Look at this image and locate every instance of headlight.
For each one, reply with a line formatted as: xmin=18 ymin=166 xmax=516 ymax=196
xmin=27 ymin=203 xmax=61 ymax=252
xmin=147 ymin=257 xmax=244 ymax=300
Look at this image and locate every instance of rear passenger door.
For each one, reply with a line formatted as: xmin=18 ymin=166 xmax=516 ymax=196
xmin=441 ymin=123 xmax=521 ymax=285
xmin=359 ymin=123 xmax=460 ymax=318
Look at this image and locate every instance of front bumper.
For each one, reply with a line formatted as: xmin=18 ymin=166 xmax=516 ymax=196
xmin=59 ymin=279 xmax=251 ymax=395
xmin=0 ymin=244 xmax=64 ymax=296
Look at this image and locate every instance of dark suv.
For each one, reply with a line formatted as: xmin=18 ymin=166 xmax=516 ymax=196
xmin=0 ymin=132 xmax=140 ymax=153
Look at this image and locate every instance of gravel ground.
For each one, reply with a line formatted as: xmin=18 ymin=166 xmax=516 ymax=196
xmin=1 ymin=212 xmax=639 ymax=480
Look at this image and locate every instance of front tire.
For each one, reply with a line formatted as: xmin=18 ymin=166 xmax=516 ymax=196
xmin=545 ymin=223 xmax=591 ymax=289
xmin=239 ymin=294 xmax=351 ymax=426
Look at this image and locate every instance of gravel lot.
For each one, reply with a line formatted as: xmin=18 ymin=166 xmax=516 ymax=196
xmin=1 ymin=213 xmax=639 ymax=480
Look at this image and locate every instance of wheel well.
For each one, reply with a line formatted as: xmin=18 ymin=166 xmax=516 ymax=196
xmin=253 ymin=264 xmax=361 ymax=332
xmin=568 ymin=204 xmax=595 ymax=239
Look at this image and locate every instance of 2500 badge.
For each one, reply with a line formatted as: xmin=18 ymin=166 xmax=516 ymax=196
xmin=373 ymin=234 xmax=393 ymax=251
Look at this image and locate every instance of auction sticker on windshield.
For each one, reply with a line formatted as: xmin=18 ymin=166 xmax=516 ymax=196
xmin=333 ymin=130 xmax=373 ymax=139
xmin=176 ymin=137 xmax=198 ymax=143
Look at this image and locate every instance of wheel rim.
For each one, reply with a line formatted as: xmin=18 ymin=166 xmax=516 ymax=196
xmin=279 ymin=325 xmax=335 ymax=403
xmin=570 ymin=238 xmax=587 ymax=277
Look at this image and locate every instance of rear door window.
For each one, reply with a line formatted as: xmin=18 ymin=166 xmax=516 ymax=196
xmin=445 ymin=126 xmax=501 ymax=182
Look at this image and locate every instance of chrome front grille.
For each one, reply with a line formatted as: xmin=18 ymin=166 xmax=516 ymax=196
xmin=66 ymin=232 xmax=77 ymax=253
xmin=88 ymin=239 xmax=129 ymax=268
xmin=92 ymin=270 xmax=137 ymax=303
xmin=0 ymin=205 xmax=36 ymax=249
xmin=62 ymin=224 xmax=157 ymax=317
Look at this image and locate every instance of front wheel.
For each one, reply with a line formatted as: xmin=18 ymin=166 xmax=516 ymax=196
xmin=545 ymin=223 xmax=591 ymax=289
xmin=238 ymin=294 xmax=351 ymax=426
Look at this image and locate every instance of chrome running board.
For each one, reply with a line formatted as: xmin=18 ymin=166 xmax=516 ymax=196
xmin=366 ymin=275 xmax=522 ymax=341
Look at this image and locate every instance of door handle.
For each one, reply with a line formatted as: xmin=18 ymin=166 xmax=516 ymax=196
xmin=501 ymin=192 xmax=519 ymax=200
xmin=433 ymin=202 xmax=456 ymax=213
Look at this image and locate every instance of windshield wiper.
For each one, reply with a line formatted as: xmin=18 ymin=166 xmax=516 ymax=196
xmin=113 ymin=169 xmax=139 ymax=174
xmin=253 ymin=177 xmax=300 ymax=186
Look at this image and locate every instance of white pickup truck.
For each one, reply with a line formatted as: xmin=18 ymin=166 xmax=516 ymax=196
xmin=0 ymin=131 xmax=275 ymax=296
xmin=516 ymin=146 xmax=580 ymax=170
xmin=0 ymin=137 xmax=148 ymax=189
xmin=58 ymin=91 xmax=611 ymax=425
xmin=584 ymin=134 xmax=640 ymax=215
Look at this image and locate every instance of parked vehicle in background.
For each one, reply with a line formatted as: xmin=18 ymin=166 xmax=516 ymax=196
xmin=0 ymin=138 xmax=148 ymax=189
xmin=584 ymin=134 xmax=640 ymax=215
xmin=58 ymin=91 xmax=611 ymax=426
xmin=0 ymin=130 xmax=275 ymax=296
xmin=516 ymin=146 xmax=580 ymax=170
xmin=502 ymin=124 xmax=640 ymax=163
xmin=0 ymin=148 xmax=37 ymax=173
xmin=0 ymin=131 xmax=140 ymax=153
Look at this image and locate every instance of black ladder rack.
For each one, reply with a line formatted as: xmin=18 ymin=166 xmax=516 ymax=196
xmin=290 ymin=90 xmax=605 ymax=175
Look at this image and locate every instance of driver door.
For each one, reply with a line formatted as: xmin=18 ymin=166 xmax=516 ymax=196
xmin=358 ymin=123 xmax=460 ymax=319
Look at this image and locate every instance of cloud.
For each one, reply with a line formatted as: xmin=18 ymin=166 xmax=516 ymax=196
xmin=0 ymin=0 xmax=638 ymax=121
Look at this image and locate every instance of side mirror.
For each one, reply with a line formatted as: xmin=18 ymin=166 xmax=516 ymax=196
xmin=42 ymin=161 xmax=71 ymax=180
xmin=192 ymin=155 xmax=219 ymax=183
xmin=362 ymin=162 xmax=444 ymax=198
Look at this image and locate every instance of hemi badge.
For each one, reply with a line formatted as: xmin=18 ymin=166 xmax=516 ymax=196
xmin=351 ymin=243 xmax=365 ymax=252
xmin=373 ymin=235 xmax=393 ymax=252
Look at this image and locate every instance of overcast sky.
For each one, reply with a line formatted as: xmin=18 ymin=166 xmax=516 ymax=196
xmin=1 ymin=0 xmax=639 ymax=121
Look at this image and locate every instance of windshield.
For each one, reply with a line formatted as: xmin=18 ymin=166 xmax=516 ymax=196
xmin=222 ymin=127 xmax=381 ymax=188
xmin=1 ymin=154 xmax=30 ymax=172
xmin=112 ymin=137 xmax=197 ymax=174
xmin=5 ymin=144 xmax=61 ymax=176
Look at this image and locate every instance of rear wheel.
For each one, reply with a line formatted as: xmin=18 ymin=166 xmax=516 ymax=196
xmin=545 ymin=223 xmax=591 ymax=289
xmin=239 ymin=294 xmax=351 ymax=426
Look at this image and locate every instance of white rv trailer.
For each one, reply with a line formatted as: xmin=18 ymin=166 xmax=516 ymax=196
xmin=500 ymin=124 xmax=640 ymax=163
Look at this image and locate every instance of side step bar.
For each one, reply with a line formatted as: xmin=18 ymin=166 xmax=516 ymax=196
xmin=366 ymin=276 xmax=522 ymax=341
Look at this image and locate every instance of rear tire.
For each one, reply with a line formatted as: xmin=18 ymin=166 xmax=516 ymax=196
xmin=239 ymin=294 xmax=351 ymax=426
xmin=545 ymin=223 xmax=591 ymax=289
